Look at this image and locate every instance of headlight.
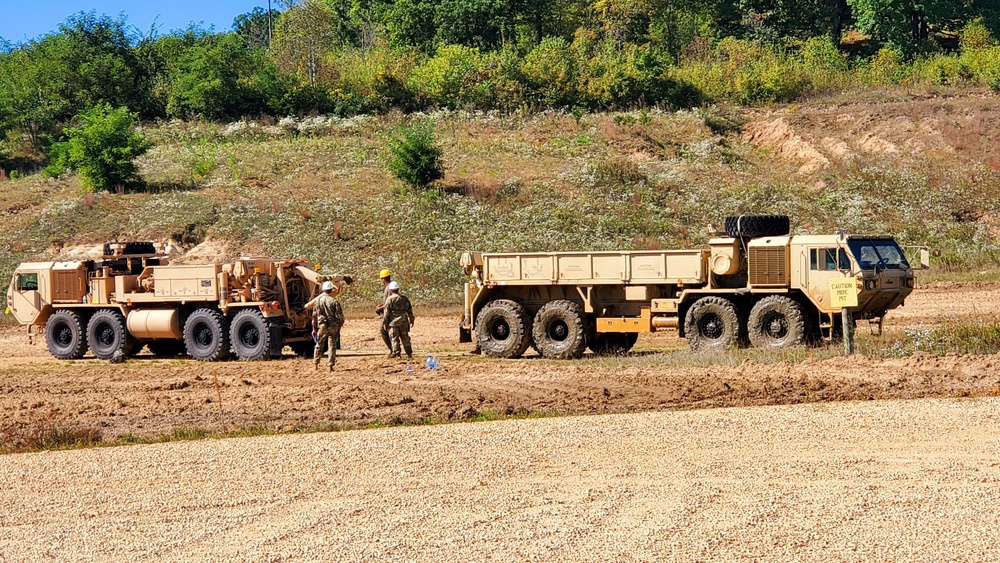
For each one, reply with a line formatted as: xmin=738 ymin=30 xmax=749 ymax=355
xmin=905 ymin=277 xmax=915 ymax=288
xmin=864 ymin=279 xmax=877 ymax=290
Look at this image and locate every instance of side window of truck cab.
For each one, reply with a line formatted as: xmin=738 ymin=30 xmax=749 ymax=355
xmin=16 ymin=272 xmax=39 ymax=291
xmin=809 ymin=248 xmax=850 ymax=271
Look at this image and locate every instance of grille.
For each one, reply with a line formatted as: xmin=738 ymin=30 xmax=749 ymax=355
xmin=748 ymin=247 xmax=787 ymax=286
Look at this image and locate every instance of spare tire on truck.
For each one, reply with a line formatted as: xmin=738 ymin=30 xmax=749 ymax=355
xmin=724 ymin=215 xmax=790 ymax=238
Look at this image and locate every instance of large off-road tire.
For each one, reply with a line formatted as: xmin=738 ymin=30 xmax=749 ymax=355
xmin=87 ymin=309 xmax=136 ymax=360
xmin=532 ymin=300 xmax=588 ymax=359
xmin=103 ymin=241 xmax=156 ymax=256
xmin=145 ymin=340 xmax=186 ymax=357
xmin=183 ymin=308 xmax=231 ymax=361
xmin=230 ymin=309 xmax=272 ymax=361
xmin=45 ymin=310 xmax=88 ymax=360
xmin=475 ymin=300 xmax=531 ymax=358
xmin=748 ymin=295 xmax=806 ymax=349
xmin=724 ymin=214 xmax=790 ymax=238
xmin=685 ymin=296 xmax=741 ymax=351
xmin=588 ymin=332 xmax=639 ymax=355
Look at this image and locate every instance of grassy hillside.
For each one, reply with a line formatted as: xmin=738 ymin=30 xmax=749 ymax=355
xmin=2 ymin=86 xmax=999 ymax=314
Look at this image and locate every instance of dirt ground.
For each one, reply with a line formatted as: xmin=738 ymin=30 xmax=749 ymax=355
xmin=2 ymin=282 xmax=1000 ymax=445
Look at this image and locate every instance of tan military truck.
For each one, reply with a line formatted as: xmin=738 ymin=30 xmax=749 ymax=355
xmin=459 ymin=215 xmax=927 ymax=358
xmin=5 ymin=242 xmax=351 ymax=361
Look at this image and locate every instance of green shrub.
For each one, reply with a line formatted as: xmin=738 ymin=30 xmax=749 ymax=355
xmin=864 ymin=48 xmax=907 ymax=85
xmin=521 ymin=37 xmax=577 ymax=107
xmin=387 ymin=119 xmax=444 ymax=189
xmin=327 ymin=46 xmax=419 ymax=114
xmin=58 ymin=103 xmax=151 ymax=192
xmin=960 ymin=20 xmax=997 ymax=52
xmin=408 ymin=44 xmax=490 ymax=109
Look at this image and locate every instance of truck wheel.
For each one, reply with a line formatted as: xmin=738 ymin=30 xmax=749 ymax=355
xmin=724 ymin=214 xmax=790 ymax=238
xmin=475 ymin=300 xmax=531 ymax=358
xmin=183 ymin=308 xmax=231 ymax=361
xmin=685 ymin=296 xmax=740 ymax=351
xmin=87 ymin=309 xmax=135 ymax=360
xmin=532 ymin=300 xmax=587 ymax=359
xmin=748 ymin=295 xmax=806 ymax=349
xmin=146 ymin=340 xmax=185 ymax=357
xmin=231 ymin=309 xmax=272 ymax=361
xmin=45 ymin=310 xmax=88 ymax=360
xmin=589 ymin=332 xmax=639 ymax=355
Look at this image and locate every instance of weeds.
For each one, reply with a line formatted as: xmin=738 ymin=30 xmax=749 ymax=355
xmin=858 ymin=316 xmax=1000 ymax=357
xmin=0 ymin=408 xmax=559 ymax=455
xmin=0 ymin=418 xmax=102 ymax=454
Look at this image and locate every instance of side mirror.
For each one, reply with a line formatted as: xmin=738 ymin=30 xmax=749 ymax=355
xmin=905 ymin=246 xmax=932 ymax=271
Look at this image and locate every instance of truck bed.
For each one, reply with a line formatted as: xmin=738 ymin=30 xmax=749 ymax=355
xmin=481 ymin=250 xmax=707 ymax=286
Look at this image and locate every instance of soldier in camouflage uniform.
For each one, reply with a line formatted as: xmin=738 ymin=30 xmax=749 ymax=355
xmin=374 ymin=269 xmax=394 ymax=352
xmin=381 ymin=281 xmax=414 ymax=359
xmin=312 ymin=281 xmax=345 ymax=371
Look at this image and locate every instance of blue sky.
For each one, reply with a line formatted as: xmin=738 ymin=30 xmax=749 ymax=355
xmin=1 ymin=1 xmax=273 ymax=43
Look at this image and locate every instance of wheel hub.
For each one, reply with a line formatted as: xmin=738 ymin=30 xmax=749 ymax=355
xmin=548 ymin=320 xmax=569 ymax=342
xmin=195 ymin=324 xmax=214 ymax=347
xmin=765 ymin=314 xmax=788 ymax=338
xmin=56 ymin=325 xmax=73 ymax=346
xmin=490 ymin=320 xmax=510 ymax=341
xmin=241 ymin=326 xmax=260 ymax=347
xmin=96 ymin=324 xmax=114 ymax=346
xmin=700 ymin=314 xmax=724 ymax=339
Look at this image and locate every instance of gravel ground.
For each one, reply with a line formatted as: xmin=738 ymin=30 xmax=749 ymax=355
xmin=2 ymin=397 xmax=1000 ymax=562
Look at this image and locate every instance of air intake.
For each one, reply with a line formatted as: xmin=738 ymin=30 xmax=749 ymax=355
xmin=748 ymin=247 xmax=787 ymax=286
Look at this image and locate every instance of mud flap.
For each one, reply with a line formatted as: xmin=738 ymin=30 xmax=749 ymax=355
xmin=268 ymin=324 xmax=285 ymax=358
xmin=459 ymin=326 xmax=472 ymax=343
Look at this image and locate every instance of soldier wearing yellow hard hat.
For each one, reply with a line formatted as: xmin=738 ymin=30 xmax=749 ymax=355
xmin=375 ymin=269 xmax=393 ymax=353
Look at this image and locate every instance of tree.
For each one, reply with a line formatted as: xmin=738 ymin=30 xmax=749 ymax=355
xmin=59 ymin=103 xmax=150 ymax=192
xmin=161 ymin=32 xmax=263 ymax=119
xmin=271 ymin=0 xmax=339 ymax=86
xmin=0 ymin=46 xmax=68 ymax=152
xmin=233 ymin=7 xmax=281 ymax=50
xmin=848 ymin=0 xmax=972 ymax=54
xmin=54 ymin=12 xmax=156 ymax=117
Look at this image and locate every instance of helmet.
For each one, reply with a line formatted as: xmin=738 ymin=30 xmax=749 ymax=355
xmin=387 ymin=281 xmax=400 ymax=291
xmin=321 ymin=281 xmax=335 ymax=292
xmin=379 ymin=269 xmax=391 ymax=279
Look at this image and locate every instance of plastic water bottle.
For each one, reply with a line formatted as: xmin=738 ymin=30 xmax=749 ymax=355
xmin=425 ymin=355 xmax=439 ymax=370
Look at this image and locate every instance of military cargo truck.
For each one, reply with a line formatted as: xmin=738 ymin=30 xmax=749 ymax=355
xmin=5 ymin=242 xmax=351 ymax=361
xmin=459 ymin=215 xmax=927 ymax=358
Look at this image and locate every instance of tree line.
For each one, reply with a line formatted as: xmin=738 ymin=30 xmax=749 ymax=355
xmin=1 ymin=0 xmax=999 ymax=159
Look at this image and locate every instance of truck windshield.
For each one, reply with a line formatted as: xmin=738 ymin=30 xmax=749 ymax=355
xmin=846 ymin=239 xmax=910 ymax=270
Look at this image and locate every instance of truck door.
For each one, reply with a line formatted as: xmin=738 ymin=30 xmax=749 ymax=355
xmin=804 ymin=247 xmax=851 ymax=313
xmin=9 ymin=270 xmax=46 ymax=325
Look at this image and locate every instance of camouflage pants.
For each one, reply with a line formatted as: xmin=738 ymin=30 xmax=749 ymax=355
xmin=314 ymin=324 xmax=341 ymax=368
xmin=380 ymin=326 xmax=392 ymax=351
xmin=388 ymin=326 xmax=412 ymax=358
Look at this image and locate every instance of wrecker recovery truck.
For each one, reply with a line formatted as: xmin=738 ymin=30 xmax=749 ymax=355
xmin=6 ymin=242 xmax=351 ymax=361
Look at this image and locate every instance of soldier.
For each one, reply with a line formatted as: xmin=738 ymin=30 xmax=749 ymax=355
xmin=381 ymin=281 xmax=414 ymax=359
xmin=312 ymin=280 xmax=345 ymax=371
xmin=374 ymin=269 xmax=393 ymax=353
